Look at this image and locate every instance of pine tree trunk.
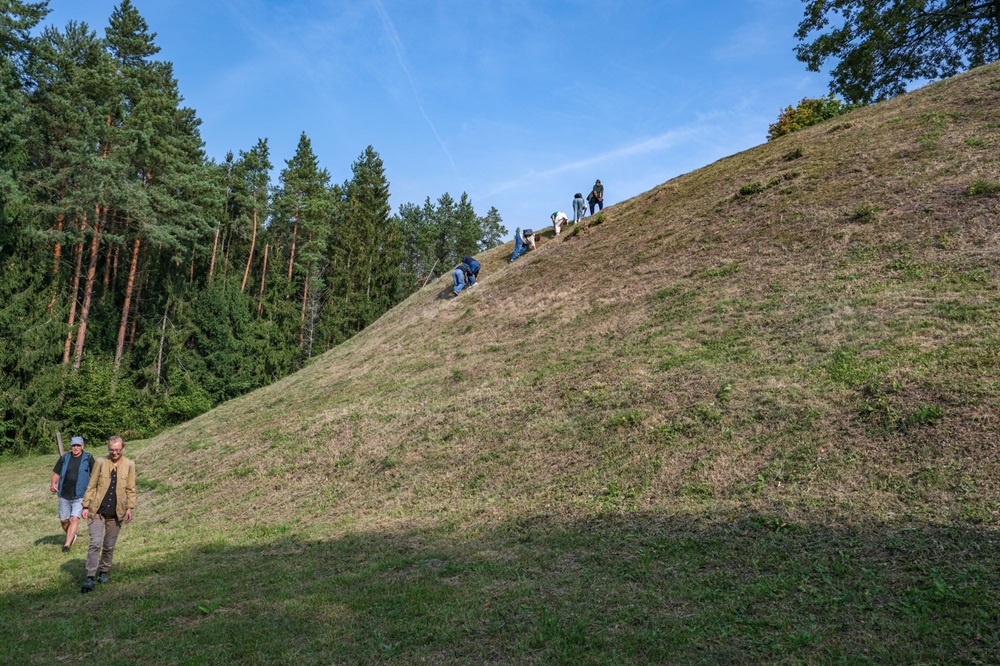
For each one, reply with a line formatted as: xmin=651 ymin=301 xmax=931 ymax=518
xmin=127 ymin=278 xmax=142 ymax=348
xmin=99 ymin=210 xmax=116 ymax=301
xmin=287 ymin=209 xmax=299 ymax=279
xmin=114 ymin=239 xmax=120 ymax=277
xmin=241 ymin=206 xmax=258 ymax=292
xmin=48 ymin=214 xmax=64 ymax=311
xmin=299 ymin=271 xmax=310 ymax=346
xmin=72 ymin=207 xmax=104 ymax=369
xmin=344 ymin=254 xmax=352 ymax=314
xmin=101 ymin=243 xmax=111 ymax=299
xmin=258 ymin=243 xmax=269 ymax=318
xmin=113 ymin=231 xmax=142 ymax=373
xmin=366 ymin=258 xmax=373 ymax=300
xmin=208 ymin=224 xmax=220 ymax=284
xmin=62 ymin=213 xmax=87 ymax=365
xmin=156 ymin=302 xmax=168 ymax=386
xmin=223 ymin=231 xmax=232 ymax=282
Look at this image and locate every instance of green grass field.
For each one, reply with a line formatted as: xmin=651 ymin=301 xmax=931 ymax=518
xmin=2 ymin=63 xmax=998 ymax=664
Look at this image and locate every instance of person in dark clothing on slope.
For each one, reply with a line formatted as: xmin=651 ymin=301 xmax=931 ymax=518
xmin=462 ymin=256 xmax=481 ymax=283
xmin=452 ymin=262 xmax=475 ymax=297
xmin=587 ymin=179 xmax=604 ymax=215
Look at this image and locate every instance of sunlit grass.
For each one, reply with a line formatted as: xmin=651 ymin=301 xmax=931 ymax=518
xmin=2 ymin=63 xmax=999 ymax=664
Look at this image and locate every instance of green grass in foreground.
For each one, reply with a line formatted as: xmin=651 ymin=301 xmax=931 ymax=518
xmin=4 ymin=65 xmax=1000 ymax=665
xmin=2 ymin=451 xmax=998 ymax=665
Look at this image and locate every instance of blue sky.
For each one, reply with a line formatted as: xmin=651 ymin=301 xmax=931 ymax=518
xmin=42 ymin=0 xmax=831 ymax=235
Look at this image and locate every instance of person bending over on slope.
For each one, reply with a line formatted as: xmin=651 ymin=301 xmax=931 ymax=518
xmin=462 ymin=256 xmax=480 ymax=283
xmin=510 ymin=227 xmax=536 ymax=262
xmin=572 ymin=193 xmax=586 ymax=223
xmin=451 ymin=262 xmax=475 ymax=297
xmin=551 ymin=211 xmax=569 ymax=235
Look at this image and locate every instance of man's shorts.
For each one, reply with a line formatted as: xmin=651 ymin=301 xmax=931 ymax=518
xmin=58 ymin=497 xmax=83 ymax=521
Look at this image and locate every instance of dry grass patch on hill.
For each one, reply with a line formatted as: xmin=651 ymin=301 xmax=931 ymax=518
xmin=3 ymin=64 xmax=998 ymax=664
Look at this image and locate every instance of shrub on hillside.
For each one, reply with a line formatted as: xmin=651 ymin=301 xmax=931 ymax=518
xmin=768 ymin=94 xmax=856 ymax=140
xmin=737 ymin=181 xmax=765 ymax=197
xmin=968 ymin=179 xmax=1000 ymax=196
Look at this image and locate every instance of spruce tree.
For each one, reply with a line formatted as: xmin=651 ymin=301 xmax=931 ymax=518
xmin=271 ymin=133 xmax=331 ymax=355
xmin=338 ymin=146 xmax=400 ymax=332
xmin=476 ymin=206 xmax=507 ymax=252
xmin=231 ymin=139 xmax=271 ymax=293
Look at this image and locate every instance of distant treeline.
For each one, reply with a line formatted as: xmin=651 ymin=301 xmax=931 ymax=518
xmin=0 ymin=1 xmax=506 ymax=454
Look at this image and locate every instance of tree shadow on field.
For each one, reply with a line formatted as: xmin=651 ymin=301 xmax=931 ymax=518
xmin=2 ymin=512 xmax=997 ymax=665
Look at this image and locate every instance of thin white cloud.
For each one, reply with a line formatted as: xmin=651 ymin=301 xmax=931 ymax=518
xmin=484 ymin=125 xmax=705 ymax=197
xmin=369 ymin=0 xmax=459 ymax=178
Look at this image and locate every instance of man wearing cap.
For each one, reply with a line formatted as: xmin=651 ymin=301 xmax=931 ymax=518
xmin=80 ymin=435 xmax=136 ymax=593
xmin=50 ymin=436 xmax=95 ymax=554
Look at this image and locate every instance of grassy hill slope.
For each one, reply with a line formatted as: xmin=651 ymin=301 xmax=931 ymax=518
xmin=2 ymin=64 xmax=998 ymax=664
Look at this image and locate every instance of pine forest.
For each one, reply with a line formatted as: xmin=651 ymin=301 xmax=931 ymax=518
xmin=0 ymin=1 xmax=507 ymax=454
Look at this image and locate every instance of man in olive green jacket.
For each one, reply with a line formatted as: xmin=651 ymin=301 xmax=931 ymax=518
xmin=80 ymin=435 xmax=136 ymax=593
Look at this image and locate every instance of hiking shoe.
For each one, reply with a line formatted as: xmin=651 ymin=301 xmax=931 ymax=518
xmin=61 ymin=546 xmax=70 ymax=553
xmin=81 ymin=577 xmax=95 ymax=593
xmin=97 ymin=572 xmax=109 ymax=585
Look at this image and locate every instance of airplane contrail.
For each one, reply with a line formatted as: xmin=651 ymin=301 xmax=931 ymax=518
xmin=484 ymin=126 xmax=702 ymax=197
xmin=369 ymin=0 xmax=460 ymax=178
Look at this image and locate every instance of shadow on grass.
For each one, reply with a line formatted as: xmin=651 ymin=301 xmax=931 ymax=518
xmin=58 ymin=557 xmax=86 ymax=576
xmin=2 ymin=512 xmax=997 ymax=665
xmin=33 ymin=534 xmax=65 ymax=546
xmin=436 ymin=282 xmax=457 ymax=300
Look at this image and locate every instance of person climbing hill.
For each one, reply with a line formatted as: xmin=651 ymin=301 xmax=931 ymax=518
xmin=587 ymin=179 xmax=604 ymax=215
xmin=462 ymin=256 xmax=480 ymax=282
xmin=510 ymin=227 xmax=536 ymax=262
xmin=451 ymin=262 xmax=475 ymax=297
xmin=551 ymin=211 xmax=569 ymax=235
xmin=572 ymin=193 xmax=586 ymax=224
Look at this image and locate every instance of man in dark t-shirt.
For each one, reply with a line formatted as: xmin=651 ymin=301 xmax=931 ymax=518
xmin=50 ymin=436 xmax=94 ymax=553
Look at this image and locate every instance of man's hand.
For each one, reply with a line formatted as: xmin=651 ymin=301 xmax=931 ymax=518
xmin=124 ymin=509 xmax=132 ymax=524
xmin=50 ymin=483 xmax=58 ymax=493
xmin=81 ymin=508 xmax=89 ymax=520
